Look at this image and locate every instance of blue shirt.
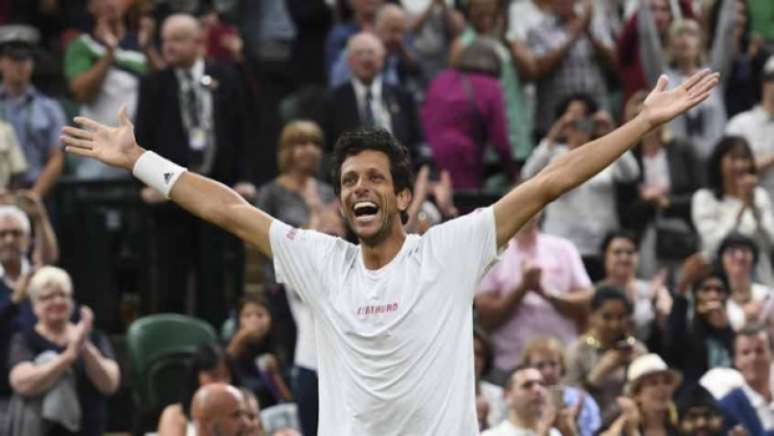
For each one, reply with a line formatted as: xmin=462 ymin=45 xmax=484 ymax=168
xmin=0 ymin=86 xmax=65 ymax=187
xmin=563 ymin=385 xmax=602 ymax=436
xmin=324 ymin=22 xmax=360 ymax=77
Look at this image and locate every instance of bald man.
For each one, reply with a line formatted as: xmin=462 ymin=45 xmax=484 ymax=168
xmin=134 ymin=13 xmax=254 ymax=326
xmin=191 ymin=383 xmax=250 ymax=436
xmin=329 ymin=4 xmax=418 ymax=88
xmin=320 ymin=29 xmax=423 ymax=163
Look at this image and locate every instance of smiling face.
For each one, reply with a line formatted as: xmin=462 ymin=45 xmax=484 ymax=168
xmin=339 ymin=150 xmax=411 ymax=247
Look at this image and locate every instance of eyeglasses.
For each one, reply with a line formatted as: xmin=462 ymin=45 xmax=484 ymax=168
xmin=0 ymin=229 xmax=24 ymax=238
xmin=36 ymin=290 xmax=72 ymax=302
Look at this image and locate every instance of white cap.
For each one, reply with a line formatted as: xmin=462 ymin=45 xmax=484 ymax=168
xmin=625 ymin=353 xmax=682 ymax=395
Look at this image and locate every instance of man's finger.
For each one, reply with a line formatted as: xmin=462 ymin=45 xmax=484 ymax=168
xmin=62 ymin=126 xmax=94 ymax=140
xmin=64 ymin=145 xmax=97 ymax=158
xmin=689 ymin=74 xmax=720 ymax=97
xmin=118 ymin=105 xmax=134 ymax=129
xmin=679 ymin=68 xmax=712 ymax=91
xmin=61 ymin=135 xmax=94 ymax=150
xmin=73 ymin=116 xmax=105 ymax=131
xmin=654 ymin=74 xmax=669 ymax=92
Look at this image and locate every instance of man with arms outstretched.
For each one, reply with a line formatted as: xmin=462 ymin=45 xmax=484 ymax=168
xmin=61 ymin=70 xmax=718 ymax=435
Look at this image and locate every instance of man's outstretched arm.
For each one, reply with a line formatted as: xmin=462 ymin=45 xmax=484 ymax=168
xmin=493 ymin=69 xmax=719 ymax=248
xmin=60 ymin=108 xmax=274 ymax=257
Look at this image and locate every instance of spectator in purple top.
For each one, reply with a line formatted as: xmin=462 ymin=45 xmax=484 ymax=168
xmin=421 ymin=37 xmax=513 ymax=191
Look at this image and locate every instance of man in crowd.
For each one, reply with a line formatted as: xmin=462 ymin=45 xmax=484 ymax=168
xmin=191 ymin=383 xmax=251 ymax=436
xmin=62 ymin=64 xmax=718 ymax=434
xmin=325 ymin=0 xmax=385 ymax=76
xmin=475 ymin=212 xmax=592 ymax=374
xmin=134 ymin=13 xmax=255 ymax=326
xmin=64 ymin=0 xmax=157 ymax=179
xmin=329 ymin=4 xmax=419 ymax=89
xmin=730 ymin=326 xmax=774 ymax=431
xmin=726 ymin=55 xmax=774 ymax=203
xmin=321 ymin=32 xmax=423 ymax=162
xmin=0 ymin=25 xmax=64 ymax=198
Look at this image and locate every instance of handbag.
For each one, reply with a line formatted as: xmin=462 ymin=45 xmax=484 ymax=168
xmin=654 ymin=210 xmax=698 ymax=260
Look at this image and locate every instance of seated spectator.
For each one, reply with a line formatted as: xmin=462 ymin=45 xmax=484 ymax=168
xmin=676 ymin=384 xmax=742 ymax=436
xmin=473 ymin=327 xmax=507 ymax=431
xmin=527 ymin=0 xmax=616 ymax=136
xmin=320 ymin=32 xmax=423 ymax=161
xmin=520 ymin=336 xmax=602 ymax=436
xmin=158 ymin=343 xmax=237 ymax=436
xmin=665 ymin=270 xmax=735 ymax=388
xmin=227 ymin=294 xmax=291 ymax=408
xmin=0 ymin=25 xmax=65 ymax=197
xmin=64 ymin=0 xmax=152 ymax=180
xmin=639 ymin=2 xmax=738 ymax=160
xmin=598 ymin=230 xmax=672 ymax=351
xmin=455 ymin=0 xmax=532 ymax=161
xmin=618 ymin=90 xmax=704 ymax=277
xmin=725 ymin=325 xmax=774 ymax=433
xmin=482 ymin=364 xmax=574 ymax=436
xmin=726 ymin=56 xmax=774 ymax=203
xmin=239 ymin=388 xmax=265 ymax=436
xmin=564 ymin=287 xmax=647 ymax=421
xmin=325 ymin=0 xmax=385 ymax=76
xmin=401 ymin=0 xmax=464 ymax=88
xmin=421 ymin=37 xmax=514 ymax=191
xmin=475 ymin=211 xmax=592 ymax=372
xmin=600 ymin=353 xmax=681 ymax=435
xmin=7 ymin=266 xmax=120 ymax=436
xmin=191 ymin=383 xmax=249 ymax=436
xmin=330 ymin=4 xmax=420 ymax=91
xmin=692 ymin=136 xmax=774 ymax=287
xmin=523 ymin=94 xmax=639 ymax=280
xmin=717 ymin=233 xmax=774 ymax=332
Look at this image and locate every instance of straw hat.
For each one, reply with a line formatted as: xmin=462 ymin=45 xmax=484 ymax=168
xmin=625 ymin=353 xmax=682 ymax=395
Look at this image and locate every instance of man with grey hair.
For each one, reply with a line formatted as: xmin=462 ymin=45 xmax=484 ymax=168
xmin=321 ymin=31 xmax=423 ymax=162
xmin=329 ymin=4 xmax=419 ymax=89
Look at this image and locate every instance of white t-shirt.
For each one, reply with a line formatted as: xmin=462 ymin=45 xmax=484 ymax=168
xmin=482 ymin=420 xmax=561 ymax=436
xmin=270 ymin=208 xmax=499 ymax=436
xmin=286 ymin=287 xmax=317 ymax=370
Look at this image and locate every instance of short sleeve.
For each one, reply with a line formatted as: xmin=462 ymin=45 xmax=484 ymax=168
xmin=44 ymin=99 xmax=67 ymax=153
xmin=8 ymin=332 xmax=34 ymax=369
xmin=425 ymin=207 xmax=498 ymax=287
xmin=269 ymin=220 xmax=347 ymax=305
xmin=64 ymin=36 xmax=95 ymax=80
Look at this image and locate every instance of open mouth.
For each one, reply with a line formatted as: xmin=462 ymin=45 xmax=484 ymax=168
xmin=353 ymin=201 xmax=379 ymax=223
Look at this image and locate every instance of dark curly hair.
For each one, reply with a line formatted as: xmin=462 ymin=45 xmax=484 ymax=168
xmin=331 ymin=127 xmax=414 ymax=224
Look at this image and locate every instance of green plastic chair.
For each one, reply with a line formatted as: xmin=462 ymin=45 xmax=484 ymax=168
xmin=126 ymin=313 xmax=217 ymax=414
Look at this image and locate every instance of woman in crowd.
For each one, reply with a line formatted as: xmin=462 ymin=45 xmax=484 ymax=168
xmin=716 ymin=233 xmax=774 ymax=331
xmin=691 ymin=136 xmax=774 ymax=287
xmin=227 ymin=294 xmax=291 ymax=408
xmin=598 ymin=230 xmax=672 ymax=353
xmin=601 ymin=353 xmax=681 ymax=436
xmin=639 ymin=0 xmax=738 ymax=160
xmin=523 ymin=94 xmax=639 ymax=280
xmin=617 ymin=90 xmax=704 ymax=277
xmin=564 ymin=287 xmax=647 ymax=422
xmin=7 ymin=267 xmax=120 ymax=436
xmin=421 ymin=37 xmax=513 ymax=191
xmin=256 ymin=119 xmax=344 ymax=436
xmin=664 ymin=270 xmax=735 ymax=387
xmin=157 ymin=343 xmax=237 ymax=436
xmin=520 ymin=336 xmax=601 ymax=436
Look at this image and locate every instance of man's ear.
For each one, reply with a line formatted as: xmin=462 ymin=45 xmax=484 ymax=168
xmin=397 ymin=188 xmax=413 ymax=214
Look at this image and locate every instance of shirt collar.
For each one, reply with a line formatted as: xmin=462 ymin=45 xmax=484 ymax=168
xmin=175 ymin=57 xmax=206 ymax=82
xmin=0 ymin=257 xmax=31 ymax=281
xmin=0 ymin=85 xmax=36 ymax=102
xmin=351 ymin=75 xmax=383 ymax=101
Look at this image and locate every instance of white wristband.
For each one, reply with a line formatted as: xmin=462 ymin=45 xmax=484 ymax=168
xmin=132 ymin=151 xmax=187 ymax=198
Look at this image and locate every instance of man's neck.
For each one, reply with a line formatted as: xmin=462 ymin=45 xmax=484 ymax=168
xmin=509 ymin=410 xmax=538 ymax=431
xmin=2 ymin=259 xmax=21 ymax=282
xmin=749 ymin=374 xmax=772 ymax=401
xmin=277 ymin=171 xmax=310 ymax=191
xmin=354 ymin=12 xmax=375 ymax=30
xmin=361 ymin=229 xmax=406 ymax=270
xmin=675 ymin=59 xmax=697 ymax=76
xmin=3 ymin=81 xmax=29 ymax=98
xmin=762 ymin=98 xmax=774 ymax=116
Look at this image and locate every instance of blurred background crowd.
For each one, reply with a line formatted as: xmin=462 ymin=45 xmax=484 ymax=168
xmin=0 ymin=0 xmax=774 ymax=434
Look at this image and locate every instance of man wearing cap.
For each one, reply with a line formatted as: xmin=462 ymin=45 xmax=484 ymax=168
xmin=726 ymin=55 xmax=774 ymax=203
xmin=0 ymin=24 xmax=65 ymax=197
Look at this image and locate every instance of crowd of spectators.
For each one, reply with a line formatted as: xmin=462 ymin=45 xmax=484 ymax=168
xmin=0 ymin=0 xmax=772 ymax=434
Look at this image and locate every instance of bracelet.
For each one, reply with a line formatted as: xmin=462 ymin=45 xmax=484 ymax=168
xmin=132 ymin=151 xmax=187 ymax=198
